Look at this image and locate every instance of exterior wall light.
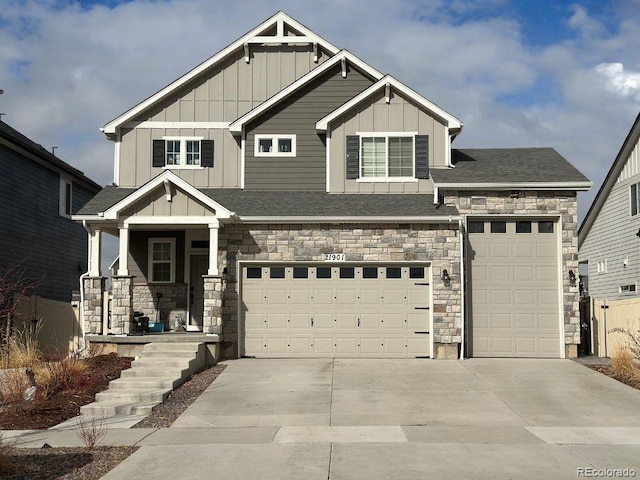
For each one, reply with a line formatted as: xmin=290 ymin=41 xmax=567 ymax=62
xmin=569 ymin=269 xmax=576 ymax=286
xmin=442 ymin=269 xmax=451 ymax=287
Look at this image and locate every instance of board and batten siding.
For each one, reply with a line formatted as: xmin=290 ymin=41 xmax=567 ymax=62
xmin=328 ymin=90 xmax=446 ymax=193
xmin=580 ymin=159 xmax=640 ymax=300
xmin=121 ymin=186 xmax=215 ymax=218
xmin=244 ymin=65 xmax=374 ymax=190
xmin=118 ymin=44 xmax=332 ymax=188
xmin=0 ymin=144 xmax=95 ymax=302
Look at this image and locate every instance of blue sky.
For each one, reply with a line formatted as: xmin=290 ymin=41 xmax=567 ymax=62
xmin=1 ymin=0 xmax=640 ymax=230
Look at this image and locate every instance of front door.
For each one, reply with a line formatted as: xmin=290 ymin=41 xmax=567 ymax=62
xmin=189 ymin=255 xmax=208 ymax=331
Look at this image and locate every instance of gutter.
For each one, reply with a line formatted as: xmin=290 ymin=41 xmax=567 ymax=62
xmin=78 ymin=220 xmax=92 ymax=356
xmin=238 ymin=215 xmax=462 ymax=223
xmin=433 ymin=181 xmax=593 ymax=191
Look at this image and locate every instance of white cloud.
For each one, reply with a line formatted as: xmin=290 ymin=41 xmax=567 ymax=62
xmin=596 ymin=62 xmax=640 ymax=101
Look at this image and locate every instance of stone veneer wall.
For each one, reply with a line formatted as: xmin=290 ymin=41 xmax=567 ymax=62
xmin=444 ymin=190 xmax=580 ymax=357
xmin=132 ymin=284 xmax=188 ymax=330
xmin=217 ymin=223 xmax=462 ymax=358
xmin=111 ymin=276 xmax=133 ymax=335
xmin=82 ymin=277 xmax=105 ymax=334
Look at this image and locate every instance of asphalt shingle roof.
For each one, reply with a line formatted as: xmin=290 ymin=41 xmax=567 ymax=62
xmin=77 ymin=187 xmax=459 ymax=218
xmin=431 ymin=148 xmax=590 ymax=185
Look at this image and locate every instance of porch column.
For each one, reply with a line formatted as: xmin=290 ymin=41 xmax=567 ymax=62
xmin=82 ymin=277 xmax=105 ymax=334
xmin=111 ymin=276 xmax=134 ymax=334
xmin=208 ymin=221 xmax=219 ymax=275
xmin=202 ymin=276 xmax=223 ymax=335
xmin=117 ymin=226 xmax=129 ymax=276
xmin=88 ymin=228 xmax=102 ymax=276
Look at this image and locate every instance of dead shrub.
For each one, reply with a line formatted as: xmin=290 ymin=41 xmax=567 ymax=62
xmin=609 ymin=347 xmax=640 ymax=389
xmin=76 ymin=414 xmax=108 ymax=450
xmin=0 ymin=369 xmax=31 ymax=405
xmin=0 ymin=432 xmax=16 ymax=475
xmin=0 ymin=325 xmax=42 ymax=369
xmin=609 ymin=327 xmax=640 ymax=359
xmin=35 ymin=358 xmax=89 ymax=398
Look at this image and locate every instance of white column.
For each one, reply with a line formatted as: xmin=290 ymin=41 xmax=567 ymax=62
xmin=89 ymin=228 xmax=102 ymax=276
xmin=208 ymin=222 xmax=219 ymax=275
xmin=117 ymin=226 xmax=129 ymax=276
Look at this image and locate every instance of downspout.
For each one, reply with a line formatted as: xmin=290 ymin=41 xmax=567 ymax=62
xmin=78 ymin=220 xmax=91 ymax=356
xmin=459 ymin=217 xmax=465 ymax=360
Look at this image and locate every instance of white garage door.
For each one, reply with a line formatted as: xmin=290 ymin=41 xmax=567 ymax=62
xmin=468 ymin=219 xmax=561 ymax=358
xmin=242 ymin=264 xmax=431 ymax=358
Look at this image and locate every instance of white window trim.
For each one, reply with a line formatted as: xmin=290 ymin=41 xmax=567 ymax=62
xmin=59 ymin=176 xmax=72 ymax=218
xmin=162 ymin=136 xmax=205 ymax=169
xmin=357 ymin=132 xmax=417 ymax=181
xmin=148 ymin=238 xmax=176 ymax=283
xmin=596 ymin=259 xmax=608 ymax=274
xmin=619 ymin=283 xmax=638 ymax=295
xmin=631 ymin=182 xmax=640 ymax=216
xmin=254 ymin=134 xmax=296 ymax=157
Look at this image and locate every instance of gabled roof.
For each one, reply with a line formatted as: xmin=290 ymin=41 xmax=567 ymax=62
xmin=316 ymin=75 xmax=463 ymax=131
xmin=101 ymin=11 xmax=340 ymax=135
xmin=77 ymin=186 xmax=459 ymax=221
xmin=431 ymin=148 xmax=591 ymax=189
xmin=77 ymin=171 xmax=234 ymax=220
xmin=579 ymin=112 xmax=640 ymax=248
xmin=228 ymin=50 xmax=384 ymax=134
xmin=0 ymin=120 xmax=100 ymax=191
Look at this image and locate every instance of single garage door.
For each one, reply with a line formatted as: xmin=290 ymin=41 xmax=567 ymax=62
xmin=468 ymin=218 xmax=561 ymax=358
xmin=242 ymin=264 xmax=431 ymax=358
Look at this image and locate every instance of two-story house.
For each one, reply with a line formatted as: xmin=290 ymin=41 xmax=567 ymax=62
xmin=579 ymin=112 xmax=640 ymax=301
xmin=0 ymin=120 xmax=101 ymax=303
xmin=75 ymin=11 xmax=590 ymax=359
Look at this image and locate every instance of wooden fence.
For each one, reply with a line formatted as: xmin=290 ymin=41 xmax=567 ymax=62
xmin=13 ymin=295 xmax=82 ymax=356
xmin=591 ymin=297 xmax=640 ymax=357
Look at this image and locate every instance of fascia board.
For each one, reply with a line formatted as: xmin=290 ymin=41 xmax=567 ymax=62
xmin=229 ymin=50 xmax=384 ymax=134
xmin=435 ymin=182 xmax=593 ymax=191
xmin=238 ymin=215 xmax=461 ymax=223
xmin=102 ymin=171 xmax=234 ymax=219
xmin=102 ymin=12 xmax=340 ymax=134
xmin=316 ymin=75 xmax=463 ymax=131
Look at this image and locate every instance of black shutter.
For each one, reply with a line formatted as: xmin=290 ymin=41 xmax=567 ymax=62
xmin=152 ymin=140 xmax=165 ymax=167
xmin=415 ymin=135 xmax=429 ymax=179
xmin=346 ymin=135 xmax=360 ymax=179
xmin=201 ymin=140 xmax=215 ymax=167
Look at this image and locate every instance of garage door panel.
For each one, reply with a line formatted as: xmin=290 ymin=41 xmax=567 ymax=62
xmin=243 ymin=264 xmax=431 ymax=358
xmin=469 ymin=218 xmax=561 ymax=358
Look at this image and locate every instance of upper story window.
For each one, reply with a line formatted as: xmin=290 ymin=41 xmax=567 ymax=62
xmin=152 ymin=138 xmax=214 ymax=169
xmin=148 ymin=238 xmax=176 ymax=283
xmin=59 ymin=176 xmax=72 ymax=218
xmin=255 ymin=134 xmax=296 ymax=157
xmin=631 ymin=182 xmax=640 ymax=216
xmin=346 ymin=133 xmax=429 ymax=181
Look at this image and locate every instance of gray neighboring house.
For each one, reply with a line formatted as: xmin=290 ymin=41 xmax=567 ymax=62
xmin=74 ymin=11 xmax=590 ymax=359
xmin=0 ymin=120 xmax=101 ymax=302
xmin=579 ymin=112 xmax=640 ymax=300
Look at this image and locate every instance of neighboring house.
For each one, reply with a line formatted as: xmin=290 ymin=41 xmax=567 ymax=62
xmin=579 ymin=112 xmax=640 ymax=300
xmin=74 ymin=11 xmax=590 ymax=359
xmin=0 ymin=120 xmax=101 ymax=302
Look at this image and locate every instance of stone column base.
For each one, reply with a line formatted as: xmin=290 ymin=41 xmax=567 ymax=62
xmin=111 ymin=276 xmax=134 ymax=335
xmin=203 ymin=275 xmax=224 ymax=334
xmin=82 ymin=276 xmax=105 ymax=335
xmin=434 ymin=343 xmax=459 ymax=359
xmin=565 ymin=344 xmax=578 ymax=359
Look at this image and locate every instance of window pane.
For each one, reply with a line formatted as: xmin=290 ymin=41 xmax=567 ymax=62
xmin=153 ymin=263 xmax=171 ymax=282
xmin=293 ymin=267 xmax=308 ymax=279
xmin=491 ymin=221 xmax=506 ymax=233
xmin=361 ymin=137 xmax=386 ymax=177
xmin=166 ymin=140 xmax=180 ymax=165
xmin=409 ymin=267 xmax=425 ymax=279
xmin=316 ymin=267 xmax=332 ymax=279
xmin=362 ymin=267 xmax=378 ymax=279
xmin=339 ymin=267 xmax=355 ymax=279
xmin=468 ymin=221 xmax=484 ymax=233
xmin=153 ymin=242 xmax=172 ymax=261
xmin=388 ymin=137 xmax=413 ymax=177
xmin=516 ymin=221 xmax=532 ymax=233
xmin=278 ymin=138 xmax=292 ymax=153
xmin=386 ymin=267 xmax=402 ymax=279
xmin=270 ymin=267 xmax=285 ymax=279
xmin=632 ymin=184 xmax=639 ymax=216
xmin=246 ymin=267 xmax=261 ymax=279
xmin=259 ymin=138 xmax=272 ymax=153
xmin=538 ymin=221 xmax=554 ymax=233
xmin=186 ymin=140 xmax=200 ymax=165
xmin=65 ymin=182 xmax=72 ymax=215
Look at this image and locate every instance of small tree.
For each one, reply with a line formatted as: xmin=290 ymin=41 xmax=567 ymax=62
xmin=0 ymin=264 xmax=36 ymax=363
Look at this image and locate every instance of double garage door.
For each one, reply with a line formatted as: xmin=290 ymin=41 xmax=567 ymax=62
xmin=242 ymin=264 xmax=431 ymax=358
xmin=468 ymin=218 xmax=561 ymax=358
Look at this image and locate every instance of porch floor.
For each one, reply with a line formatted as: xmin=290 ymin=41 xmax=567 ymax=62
xmin=86 ymin=333 xmax=222 ymax=344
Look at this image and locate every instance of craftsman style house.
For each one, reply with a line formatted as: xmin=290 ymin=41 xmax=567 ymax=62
xmin=0 ymin=120 xmax=100 ymax=302
xmin=75 ymin=12 xmax=590 ymax=359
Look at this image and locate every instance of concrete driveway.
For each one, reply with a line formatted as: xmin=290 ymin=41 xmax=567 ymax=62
xmin=101 ymin=358 xmax=640 ymax=479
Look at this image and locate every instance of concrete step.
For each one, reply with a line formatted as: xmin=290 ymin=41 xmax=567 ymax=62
xmin=71 ymin=341 xmax=207 ymax=425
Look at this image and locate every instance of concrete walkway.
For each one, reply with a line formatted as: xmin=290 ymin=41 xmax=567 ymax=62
xmin=8 ymin=358 xmax=640 ymax=479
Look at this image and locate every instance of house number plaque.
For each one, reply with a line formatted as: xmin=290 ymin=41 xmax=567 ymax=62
xmin=323 ymin=253 xmax=345 ymax=261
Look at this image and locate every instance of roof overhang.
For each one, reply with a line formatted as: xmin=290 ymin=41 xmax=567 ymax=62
xmin=101 ymin=11 xmax=340 ymax=135
xmin=228 ymin=50 xmax=384 ymax=134
xmin=316 ymin=75 xmax=463 ymax=132
xmin=434 ymin=182 xmax=593 ymax=191
xmin=236 ymin=215 xmax=461 ymax=223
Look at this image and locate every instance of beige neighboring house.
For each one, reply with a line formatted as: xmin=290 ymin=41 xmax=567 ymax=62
xmin=74 ymin=11 xmax=590 ymax=359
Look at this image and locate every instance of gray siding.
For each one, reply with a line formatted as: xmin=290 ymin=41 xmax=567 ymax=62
xmin=129 ymin=231 xmax=186 ymax=286
xmin=0 ymin=144 xmax=95 ymax=302
xmin=580 ymin=149 xmax=640 ymax=300
xmin=245 ymin=65 xmax=374 ymax=190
